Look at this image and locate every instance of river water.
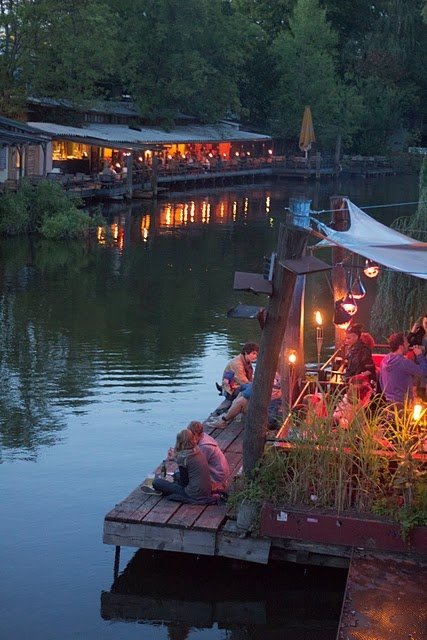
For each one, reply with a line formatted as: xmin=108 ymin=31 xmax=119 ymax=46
xmin=0 ymin=174 xmax=420 ymax=639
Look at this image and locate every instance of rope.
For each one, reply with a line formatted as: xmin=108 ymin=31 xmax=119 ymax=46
xmin=307 ymin=199 xmax=427 ymax=216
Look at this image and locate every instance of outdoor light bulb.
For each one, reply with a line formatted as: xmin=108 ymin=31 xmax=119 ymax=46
xmin=334 ymin=299 xmax=352 ymax=328
xmin=315 ymin=311 xmax=322 ymax=326
xmin=288 ymin=352 xmax=297 ymax=365
xmin=337 ymin=320 xmax=351 ymax=330
xmin=413 ymin=404 xmax=424 ymax=422
xmin=341 ymin=292 xmax=358 ymax=316
xmin=351 ymin=276 xmax=366 ymax=300
xmin=364 ymin=259 xmax=380 ymax=278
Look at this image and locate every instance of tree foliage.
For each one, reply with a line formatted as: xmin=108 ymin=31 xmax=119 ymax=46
xmin=269 ymin=0 xmax=362 ymax=146
xmin=0 ymin=0 xmax=426 ymax=151
xmin=114 ymin=0 xmax=251 ymax=123
xmin=371 ymin=157 xmax=427 ymax=339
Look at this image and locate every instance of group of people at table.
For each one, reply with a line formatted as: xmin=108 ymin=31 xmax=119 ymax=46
xmin=143 ymin=316 xmax=427 ymax=504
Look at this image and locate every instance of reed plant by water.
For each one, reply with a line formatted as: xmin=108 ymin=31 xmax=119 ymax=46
xmin=230 ymin=394 xmax=426 ymax=538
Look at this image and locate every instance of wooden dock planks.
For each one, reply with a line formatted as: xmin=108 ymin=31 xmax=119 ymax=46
xmin=103 ymin=411 xmax=251 ymax=560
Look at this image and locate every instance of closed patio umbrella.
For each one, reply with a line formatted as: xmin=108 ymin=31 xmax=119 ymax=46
xmin=299 ymin=106 xmax=316 ymax=158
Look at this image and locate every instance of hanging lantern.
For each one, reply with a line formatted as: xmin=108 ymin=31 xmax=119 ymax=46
xmin=351 ymin=275 xmax=366 ymax=300
xmin=333 ymin=299 xmax=352 ymax=329
xmin=341 ymin=291 xmax=358 ymax=315
xmin=363 ymin=259 xmax=380 ymax=278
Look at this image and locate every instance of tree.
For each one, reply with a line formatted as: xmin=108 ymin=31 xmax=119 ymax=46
xmin=371 ymin=157 xmax=427 ymax=339
xmin=20 ymin=0 xmax=118 ymax=103
xmin=114 ymin=0 xmax=251 ymax=125
xmin=338 ymin=0 xmax=427 ymax=152
xmin=233 ymin=0 xmax=296 ymax=40
xmin=269 ymin=0 xmax=362 ymax=148
xmin=0 ymin=0 xmax=30 ymax=116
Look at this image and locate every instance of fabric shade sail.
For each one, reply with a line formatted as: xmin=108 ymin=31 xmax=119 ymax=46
xmin=315 ymin=199 xmax=427 ymax=280
xmin=299 ymin=106 xmax=316 ymax=155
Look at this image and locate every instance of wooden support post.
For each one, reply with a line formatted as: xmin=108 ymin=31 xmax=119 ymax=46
xmin=42 ymin=142 xmax=47 ymax=177
xmin=315 ymin=152 xmax=321 ymax=179
xmin=126 ymin=153 xmax=133 ymax=199
xmin=243 ymin=217 xmax=309 ymax=475
xmin=330 ymin=197 xmax=350 ymax=350
xmin=151 ymin=156 xmax=159 ymax=197
xmin=280 ymin=198 xmax=311 ymax=411
xmin=114 ymin=545 xmax=121 ymax=580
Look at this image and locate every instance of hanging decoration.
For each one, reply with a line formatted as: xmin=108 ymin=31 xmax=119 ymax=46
xmin=351 ymin=275 xmax=366 ymax=300
xmin=341 ymin=291 xmax=358 ymax=315
xmin=363 ymin=259 xmax=380 ymax=278
xmin=334 ymin=299 xmax=352 ymax=328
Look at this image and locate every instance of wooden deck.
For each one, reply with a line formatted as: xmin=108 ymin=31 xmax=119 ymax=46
xmin=103 ymin=412 xmax=272 ymax=566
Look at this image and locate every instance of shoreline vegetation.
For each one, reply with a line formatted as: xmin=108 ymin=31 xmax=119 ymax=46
xmin=0 ymin=179 xmax=104 ymax=239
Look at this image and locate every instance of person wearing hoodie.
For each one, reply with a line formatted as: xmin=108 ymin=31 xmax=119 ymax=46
xmin=151 ymin=429 xmax=218 ymax=504
xmin=187 ymin=421 xmax=230 ymax=492
xmin=379 ymin=332 xmax=427 ymax=404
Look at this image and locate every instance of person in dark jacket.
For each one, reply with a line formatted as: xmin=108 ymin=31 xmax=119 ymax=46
xmin=343 ymin=323 xmax=376 ymax=384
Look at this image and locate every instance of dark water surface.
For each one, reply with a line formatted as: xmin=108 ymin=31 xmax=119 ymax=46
xmin=0 ymin=174 xmax=419 ymax=639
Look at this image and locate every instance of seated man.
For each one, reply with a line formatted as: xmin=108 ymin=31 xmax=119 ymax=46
xmin=187 ymin=421 xmax=230 ymax=492
xmin=343 ymin=323 xmax=376 ymax=384
xmin=220 ymin=372 xmax=282 ymax=427
xmin=379 ymin=332 xmax=427 ymax=404
xmin=221 ymin=342 xmax=259 ymax=400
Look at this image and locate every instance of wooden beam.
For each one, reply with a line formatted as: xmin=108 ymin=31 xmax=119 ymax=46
xmin=243 ymin=217 xmax=310 ymax=474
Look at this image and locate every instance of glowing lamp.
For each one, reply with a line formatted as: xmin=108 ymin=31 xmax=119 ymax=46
xmin=288 ymin=351 xmax=297 ymax=365
xmin=412 ymin=403 xmax=425 ymax=423
xmin=351 ymin=276 xmax=366 ymax=300
xmin=363 ymin=259 xmax=380 ymax=278
xmin=334 ymin=299 xmax=352 ymax=329
xmin=315 ymin=311 xmax=323 ymax=369
xmin=341 ymin=292 xmax=358 ymax=315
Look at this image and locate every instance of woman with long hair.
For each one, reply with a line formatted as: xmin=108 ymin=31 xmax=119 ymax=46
xmin=150 ymin=429 xmax=218 ymax=504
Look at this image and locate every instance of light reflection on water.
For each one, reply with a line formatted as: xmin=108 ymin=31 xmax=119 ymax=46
xmin=0 ymin=175 xmax=420 ymax=639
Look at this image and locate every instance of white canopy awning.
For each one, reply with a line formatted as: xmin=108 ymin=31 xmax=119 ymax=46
xmin=316 ymin=199 xmax=427 ymax=280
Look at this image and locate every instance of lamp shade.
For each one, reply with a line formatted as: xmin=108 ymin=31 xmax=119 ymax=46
xmin=351 ymin=276 xmax=366 ymax=300
xmin=334 ymin=299 xmax=352 ymax=328
xmin=363 ymin=259 xmax=380 ymax=278
xmin=341 ymin=291 xmax=358 ymax=315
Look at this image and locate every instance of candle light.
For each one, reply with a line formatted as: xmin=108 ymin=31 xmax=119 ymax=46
xmin=315 ymin=311 xmax=323 ymax=370
xmin=288 ymin=350 xmax=297 ymax=409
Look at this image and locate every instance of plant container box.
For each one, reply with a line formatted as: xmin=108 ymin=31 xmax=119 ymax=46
xmin=260 ymin=503 xmax=427 ymax=555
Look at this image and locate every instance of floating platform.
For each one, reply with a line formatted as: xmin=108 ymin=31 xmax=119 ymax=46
xmin=103 ymin=411 xmax=427 ymax=639
xmin=103 ymin=413 xmax=272 ymax=567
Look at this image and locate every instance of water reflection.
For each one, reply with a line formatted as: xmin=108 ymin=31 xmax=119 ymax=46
xmin=0 ymin=176 xmax=419 ymax=462
xmin=101 ymin=550 xmax=346 ymax=639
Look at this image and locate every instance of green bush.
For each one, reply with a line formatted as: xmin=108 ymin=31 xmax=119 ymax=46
xmin=40 ymin=209 xmax=91 ymax=239
xmin=0 ymin=190 xmax=31 ymax=235
xmin=0 ymin=179 xmax=103 ymax=239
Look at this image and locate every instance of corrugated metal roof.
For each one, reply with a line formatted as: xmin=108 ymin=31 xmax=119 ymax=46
xmin=27 ymin=122 xmax=271 ymax=147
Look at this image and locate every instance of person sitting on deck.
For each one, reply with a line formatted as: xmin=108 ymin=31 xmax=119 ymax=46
xmin=187 ymin=421 xmax=230 ymax=492
xmin=220 ymin=372 xmax=282 ymax=428
xmin=333 ymin=374 xmax=374 ymax=429
xmin=343 ymin=323 xmax=376 ymax=385
xmin=151 ymin=429 xmax=219 ymax=504
xmin=219 ymin=342 xmax=259 ymax=401
xmin=379 ymin=332 xmax=427 ymax=405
